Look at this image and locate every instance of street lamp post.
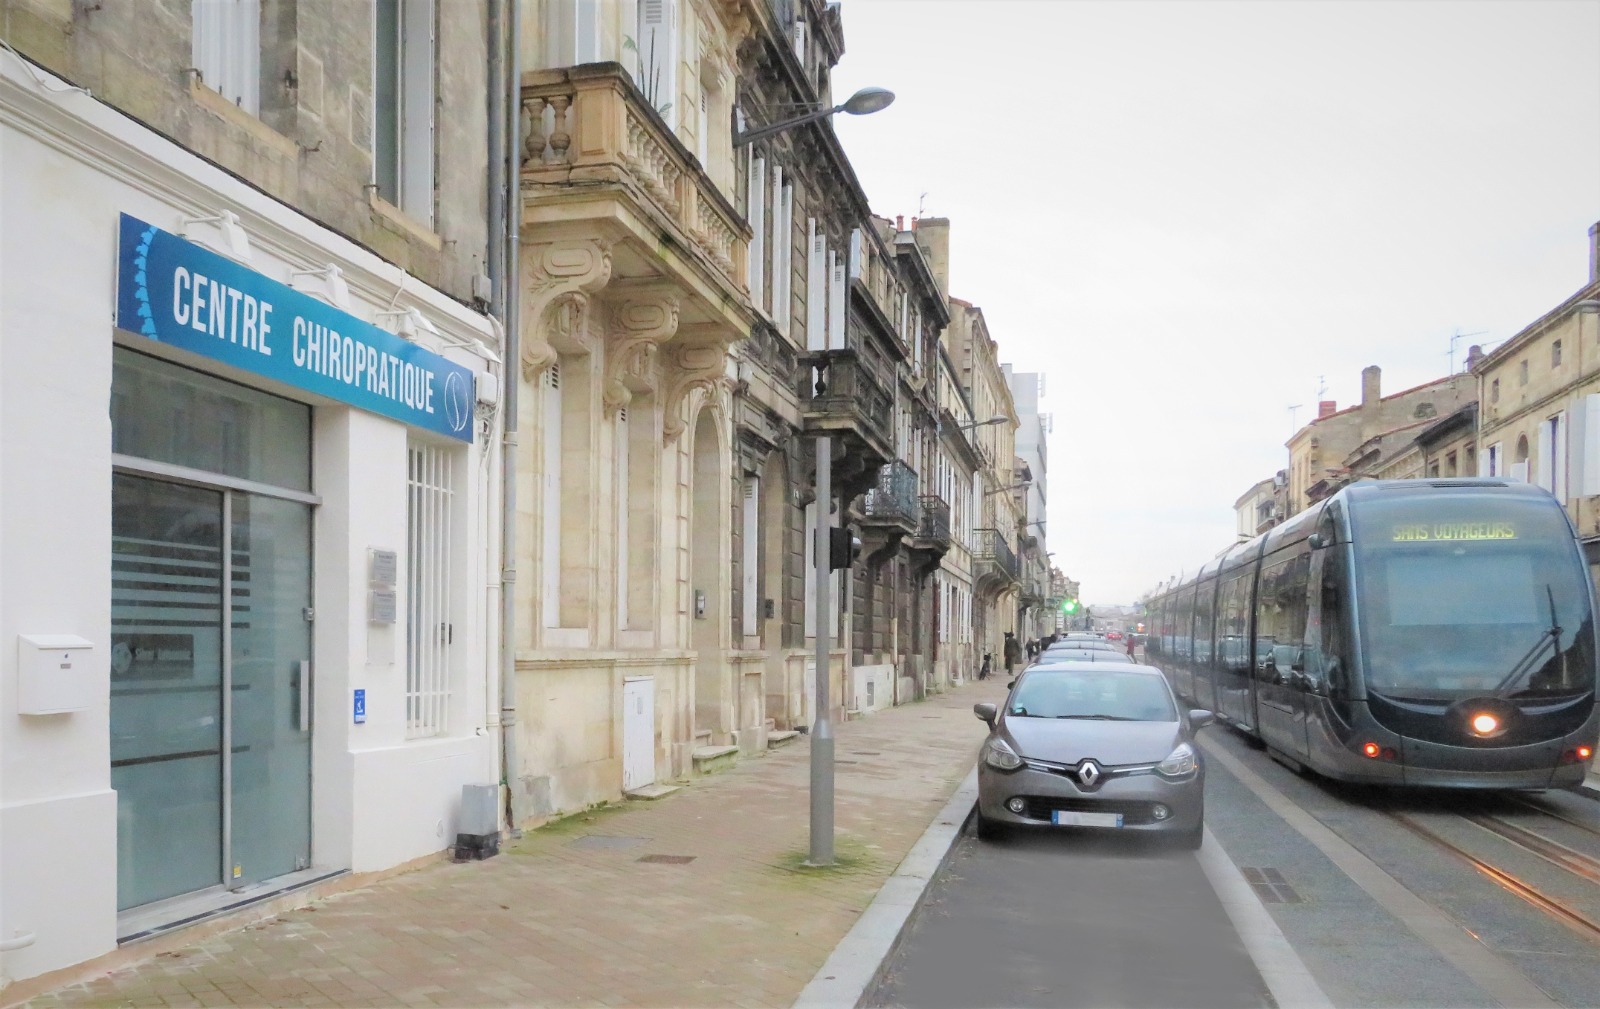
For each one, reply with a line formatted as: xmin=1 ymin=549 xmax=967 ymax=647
xmin=739 ymin=84 xmax=894 ymax=868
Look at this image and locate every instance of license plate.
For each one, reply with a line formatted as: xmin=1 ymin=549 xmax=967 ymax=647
xmin=1052 ymin=810 xmax=1124 ymax=828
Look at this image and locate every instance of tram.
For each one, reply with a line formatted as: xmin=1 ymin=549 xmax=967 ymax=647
xmin=1143 ymin=479 xmax=1600 ymax=788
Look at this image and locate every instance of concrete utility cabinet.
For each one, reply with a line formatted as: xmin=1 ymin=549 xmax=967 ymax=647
xmin=17 ymin=634 xmax=95 ymax=714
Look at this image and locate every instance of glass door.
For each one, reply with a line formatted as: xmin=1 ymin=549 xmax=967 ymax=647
xmin=111 ymin=475 xmax=227 ymax=910
xmin=110 ymin=476 xmax=314 ymax=908
xmin=228 ymin=493 xmax=313 ymax=887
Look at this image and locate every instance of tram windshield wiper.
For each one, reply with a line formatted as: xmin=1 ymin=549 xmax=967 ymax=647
xmin=1494 ymin=584 xmax=1562 ymax=697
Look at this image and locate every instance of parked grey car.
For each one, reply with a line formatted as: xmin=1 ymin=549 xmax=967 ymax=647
xmin=974 ymin=663 xmax=1213 ymax=849
xmin=1033 ymin=649 xmax=1132 ymax=665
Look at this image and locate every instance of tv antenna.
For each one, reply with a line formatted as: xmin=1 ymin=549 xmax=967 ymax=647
xmin=1287 ymin=403 xmax=1303 ymax=431
xmin=917 ymin=192 xmax=928 ymax=216
xmin=1315 ymin=375 xmax=1328 ymax=402
xmin=1448 ymin=328 xmax=1488 ymax=374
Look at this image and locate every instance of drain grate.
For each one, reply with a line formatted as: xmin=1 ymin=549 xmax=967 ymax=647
xmin=854 ymin=751 xmax=882 ymax=756
xmin=1241 ymin=867 xmax=1302 ymax=904
xmin=569 ymin=835 xmax=649 ymax=850
xmin=637 ymin=854 xmax=695 ymax=865
xmin=835 ymin=759 xmax=860 ymax=765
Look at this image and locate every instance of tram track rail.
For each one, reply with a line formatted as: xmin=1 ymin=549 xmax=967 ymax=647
xmin=1385 ymin=808 xmax=1600 ymax=945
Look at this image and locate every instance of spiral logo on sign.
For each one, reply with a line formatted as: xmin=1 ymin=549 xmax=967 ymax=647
xmin=444 ymin=372 xmax=471 ymax=434
xmin=132 ymin=226 xmax=159 ymax=338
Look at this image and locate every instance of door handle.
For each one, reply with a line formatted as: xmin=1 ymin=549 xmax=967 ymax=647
xmin=297 ymin=660 xmax=311 ymax=733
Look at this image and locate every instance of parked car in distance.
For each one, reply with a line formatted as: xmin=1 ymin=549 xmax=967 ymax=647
xmin=1106 ymin=630 xmax=1123 ymax=642
xmin=1035 ymin=649 xmax=1133 ymax=665
xmin=974 ymin=663 xmax=1213 ymax=849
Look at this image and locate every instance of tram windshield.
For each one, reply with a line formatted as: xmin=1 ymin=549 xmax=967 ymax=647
xmin=1350 ymin=493 xmax=1596 ymax=701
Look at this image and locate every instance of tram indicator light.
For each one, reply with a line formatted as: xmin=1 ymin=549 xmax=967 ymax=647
xmin=1580 ymin=746 xmax=1595 ymax=761
xmin=1361 ymin=742 xmax=1381 ymax=758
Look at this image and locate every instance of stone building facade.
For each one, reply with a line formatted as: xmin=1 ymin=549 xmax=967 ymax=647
xmin=1473 ymin=223 xmax=1600 ymax=579
xmin=0 ymin=0 xmax=503 ymax=987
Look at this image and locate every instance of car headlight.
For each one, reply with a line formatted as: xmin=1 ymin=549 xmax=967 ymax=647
xmin=1155 ymin=742 xmax=1198 ymax=779
xmin=983 ymin=738 xmax=1024 ymax=772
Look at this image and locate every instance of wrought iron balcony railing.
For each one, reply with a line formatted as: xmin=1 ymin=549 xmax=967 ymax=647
xmin=918 ymin=495 xmax=951 ymax=544
xmin=863 ymin=460 xmax=920 ymax=529
xmin=973 ymin=528 xmax=1019 ymax=582
xmin=797 ymin=349 xmax=894 ymax=446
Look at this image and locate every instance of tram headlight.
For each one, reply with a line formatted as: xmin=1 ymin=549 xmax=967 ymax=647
xmin=1155 ymin=743 xmax=1198 ymax=779
xmin=1470 ymin=713 xmax=1499 ymax=736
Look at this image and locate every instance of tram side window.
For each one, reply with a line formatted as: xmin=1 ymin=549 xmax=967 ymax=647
xmin=1177 ymin=592 xmax=1195 ymax=661
xmin=1318 ymin=546 xmax=1354 ymax=696
xmin=1194 ymin=583 xmax=1216 ymax=668
xmin=1219 ymin=573 xmax=1250 ymax=672
xmin=1255 ymin=552 xmax=1309 ymax=680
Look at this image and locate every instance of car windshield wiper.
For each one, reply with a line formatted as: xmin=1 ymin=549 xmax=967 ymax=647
xmin=1055 ymin=713 xmax=1136 ymax=720
xmin=1495 ymin=584 xmax=1562 ymax=697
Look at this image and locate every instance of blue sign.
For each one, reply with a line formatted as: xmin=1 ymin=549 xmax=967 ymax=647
xmin=353 ymin=688 xmax=367 ymax=724
xmin=116 ymin=213 xmax=474 ymax=443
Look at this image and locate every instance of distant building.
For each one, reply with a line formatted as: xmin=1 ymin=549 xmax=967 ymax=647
xmin=1233 ymin=477 xmax=1278 ymax=539
xmin=1473 ymin=222 xmax=1600 ymax=580
xmin=1284 ymin=365 xmax=1475 ymax=517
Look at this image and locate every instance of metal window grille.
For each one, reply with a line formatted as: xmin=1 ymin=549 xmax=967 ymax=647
xmin=407 ymin=444 xmax=454 ymax=737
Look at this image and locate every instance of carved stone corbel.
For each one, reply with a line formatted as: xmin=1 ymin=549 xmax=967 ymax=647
xmin=602 ymin=290 xmax=681 ymax=411
xmin=520 ymin=239 xmax=613 ymax=380
xmin=663 ymin=331 xmax=733 ymax=442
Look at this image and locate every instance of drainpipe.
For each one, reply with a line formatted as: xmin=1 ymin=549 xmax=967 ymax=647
xmin=500 ymin=0 xmax=524 ymax=832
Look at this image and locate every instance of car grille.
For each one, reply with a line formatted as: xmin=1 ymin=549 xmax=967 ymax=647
xmin=1019 ymin=796 xmax=1160 ymax=826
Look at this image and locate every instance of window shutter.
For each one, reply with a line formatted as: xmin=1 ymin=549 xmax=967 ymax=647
xmin=193 ymin=0 xmax=260 ymax=114
xmin=1584 ymin=397 xmax=1600 ymax=496
xmin=747 ymin=156 xmax=765 ymax=309
xmin=806 ymin=219 xmax=826 ymax=351
xmin=828 ymin=250 xmax=845 ymax=349
xmin=1537 ymin=420 xmax=1554 ymax=492
xmin=697 ymin=89 xmax=710 ymax=166
xmin=638 ymin=0 xmax=678 ymax=127
xmin=616 ymin=408 xmax=630 ymax=631
xmin=792 ymin=18 xmax=807 ymax=61
xmin=848 ymin=228 xmax=863 ymax=280
xmin=1510 ymin=460 xmax=1529 ymax=484
xmin=400 ymin=0 xmax=436 ymax=223
xmin=543 ymin=363 xmax=562 ymax=628
xmin=576 ymin=0 xmax=600 ymax=62
xmin=742 ymin=479 xmax=759 ymax=635
xmin=776 ymin=181 xmax=793 ymax=328
xmin=1555 ymin=411 xmax=1569 ymax=500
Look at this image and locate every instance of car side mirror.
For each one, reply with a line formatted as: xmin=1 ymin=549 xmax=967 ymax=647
xmin=1189 ymin=709 xmax=1215 ymax=729
xmin=1309 ymin=531 xmax=1334 ymax=549
xmin=974 ymin=702 xmax=998 ymax=726
xmin=1007 ymin=680 xmax=1016 ymax=689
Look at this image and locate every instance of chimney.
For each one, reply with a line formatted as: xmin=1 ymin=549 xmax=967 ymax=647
xmin=915 ymin=217 xmax=951 ymax=297
xmin=1317 ymin=401 xmax=1337 ymax=420
xmin=1361 ymin=365 xmax=1381 ymax=407
xmin=895 ymin=214 xmax=904 ymax=231
xmin=1590 ymin=221 xmax=1599 ymax=283
xmin=1466 ymin=344 xmax=1484 ymax=372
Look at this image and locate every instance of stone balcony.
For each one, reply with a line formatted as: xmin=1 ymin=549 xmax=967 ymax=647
xmin=518 ymin=63 xmax=752 ymax=388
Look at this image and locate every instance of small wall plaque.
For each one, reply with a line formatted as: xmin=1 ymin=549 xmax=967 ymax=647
xmin=369 ymin=549 xmax=398 ymax=588
xmin=369 ymin=589 xmax=397 ymax=624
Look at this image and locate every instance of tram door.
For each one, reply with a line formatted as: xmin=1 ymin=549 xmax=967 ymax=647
xmin=1255 ymin=549 xmax=1312 ymax=761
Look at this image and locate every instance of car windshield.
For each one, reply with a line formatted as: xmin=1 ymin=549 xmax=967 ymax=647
xmin=1350 ymin=493 xmax=1597 ymax=700
xmin=1008 ymin=671 xmax=1177 ymax=721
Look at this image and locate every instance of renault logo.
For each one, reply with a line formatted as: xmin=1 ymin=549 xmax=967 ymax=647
xmin=1077 ymin=759 xmax=1101 ymax=788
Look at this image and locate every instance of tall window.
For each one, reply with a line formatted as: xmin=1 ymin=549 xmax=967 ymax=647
xmin=747 ymin=157 xmax=766 ymax=308
xmin=407 ymin=443 xmax=456 ymax=737
xmin=542 ymin=364 xmax=563 ymax=628
xmin=549 ymin=0 xmax=601 ymax=65
xmin=636 ymin=0 xmax=678 ymax=126
xmin=192 ymin=0 xmax=260 ymax=114
xmin=742 ymin=478 xmax=760 ymax=636
xmin=374 ymin=0 xmax=436 ymax=224
xmin=1553 ymin=339 xmax=1563 ymax=368
xmin=616 ymin=407 xmax=631 ymax=631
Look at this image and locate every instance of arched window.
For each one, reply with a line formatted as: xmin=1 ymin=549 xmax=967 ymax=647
xmin=1515 ymin=435 xmax=1530 ymax=463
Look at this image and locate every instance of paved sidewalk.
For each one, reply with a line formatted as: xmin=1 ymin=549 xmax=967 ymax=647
xmin=19 ymin=679 xmax=1006 ymax=1009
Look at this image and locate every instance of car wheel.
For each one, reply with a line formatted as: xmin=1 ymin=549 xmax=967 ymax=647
xmin=975 ymin=811 xmax=1006 ymax=842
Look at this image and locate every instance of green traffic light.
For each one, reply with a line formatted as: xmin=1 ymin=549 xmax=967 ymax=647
xmin=1063 ymin=599 xmax=1079 ymax=614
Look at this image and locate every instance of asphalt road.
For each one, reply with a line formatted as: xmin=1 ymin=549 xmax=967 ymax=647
xmin=864 ymin=822 xmax=1271 ymax=1009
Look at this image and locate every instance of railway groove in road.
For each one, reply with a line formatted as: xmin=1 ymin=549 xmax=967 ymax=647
xmin=1197 ymin=735 xmax=1563 ymax=1009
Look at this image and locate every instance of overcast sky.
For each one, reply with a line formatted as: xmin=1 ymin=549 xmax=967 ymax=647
xmin=830 ymin=0 xmax=1600 ymax=605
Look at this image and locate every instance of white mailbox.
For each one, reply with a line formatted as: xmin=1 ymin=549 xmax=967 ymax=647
xmin=17 ymin=634 xmax=95 ymax=714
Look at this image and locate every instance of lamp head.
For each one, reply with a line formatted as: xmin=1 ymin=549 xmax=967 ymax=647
xmin=842 ymin=87 xmax=895 ymax=116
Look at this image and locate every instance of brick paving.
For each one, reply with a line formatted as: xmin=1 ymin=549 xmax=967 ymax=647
xmin=17 ymin=678 xmax=1006 ymax=1009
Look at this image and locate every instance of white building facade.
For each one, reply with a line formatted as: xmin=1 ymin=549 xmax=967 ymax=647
xmin=0 ymin=58 xmax=503 ymax=987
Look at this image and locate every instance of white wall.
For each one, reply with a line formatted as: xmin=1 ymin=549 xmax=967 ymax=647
xmin=0 ymin=58 xmax=500 ymax=985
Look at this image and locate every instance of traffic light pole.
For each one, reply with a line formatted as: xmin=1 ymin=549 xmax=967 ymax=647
xmin=808 ymin=434 xmax=834 ymax=867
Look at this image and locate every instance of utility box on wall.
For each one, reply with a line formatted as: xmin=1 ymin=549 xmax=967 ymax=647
xmin=17 ymin=634 xmax=95 ymax=714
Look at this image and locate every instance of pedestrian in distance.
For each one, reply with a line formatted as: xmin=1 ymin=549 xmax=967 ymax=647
xmin=979 ymin=652 xmax=992 ymax=680
xmin=1126 ymin=635 xmax=1137 ymax=660
xmin=1003 ymin=631 xmax=1022 ymax=677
